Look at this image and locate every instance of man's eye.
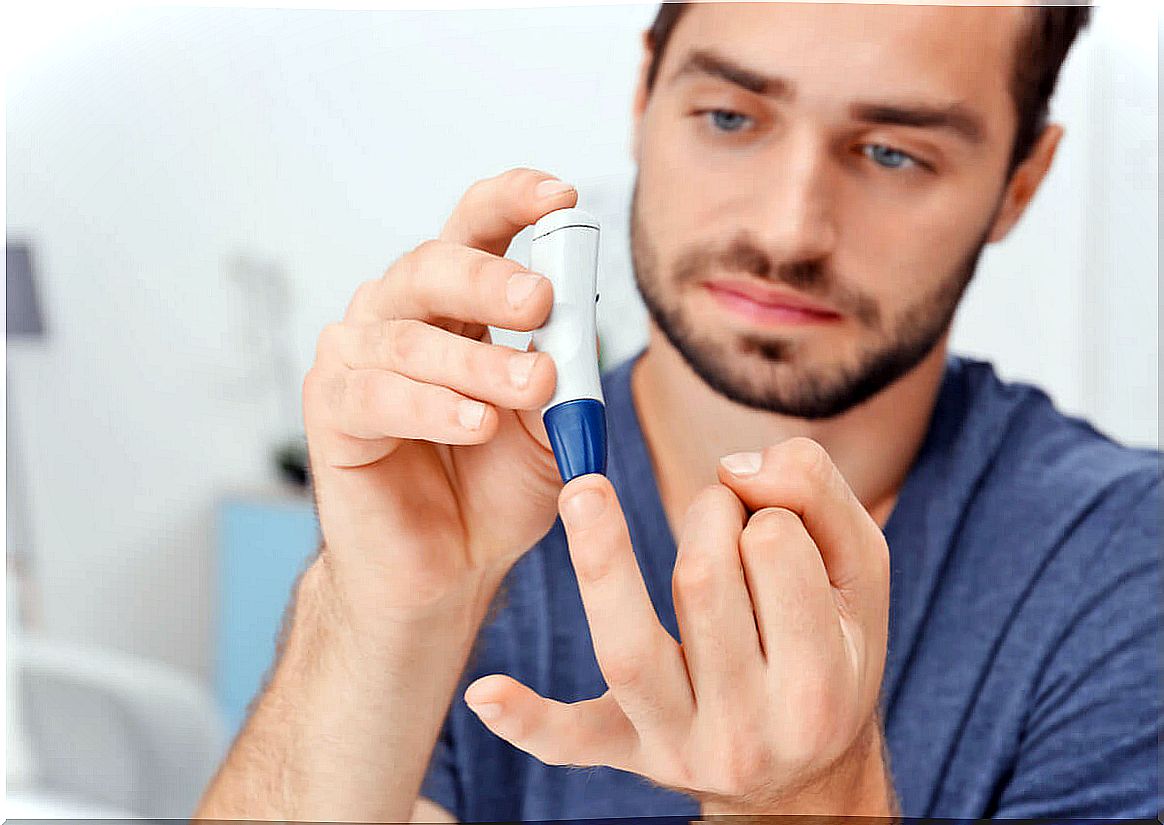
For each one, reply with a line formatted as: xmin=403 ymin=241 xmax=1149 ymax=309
xmin=705 ymin=109 xmax=752 ymax=133
xmin=863 ymin=143 xmax=918 ymax=170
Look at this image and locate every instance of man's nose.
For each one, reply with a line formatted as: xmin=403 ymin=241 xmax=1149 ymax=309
xmin=750 ymin=128 xmax=840 ymax=263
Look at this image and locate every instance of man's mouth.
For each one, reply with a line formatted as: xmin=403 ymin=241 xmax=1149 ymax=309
xmin=703 ymin=278 xmax=843 ymax=326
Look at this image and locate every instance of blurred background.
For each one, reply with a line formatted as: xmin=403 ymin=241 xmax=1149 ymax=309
xmin=4 ymin=1 xmax=1158 ymax=819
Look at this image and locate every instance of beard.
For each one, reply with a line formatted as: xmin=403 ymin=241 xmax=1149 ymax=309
xmin=629 ymin=178 xmax=993 ymax=419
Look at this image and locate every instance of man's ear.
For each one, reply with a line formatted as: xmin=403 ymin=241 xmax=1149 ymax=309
xmin=630 ymin=29 xmax=654 ymax=166
xmin=987 ymin=123 xmax=1064 ymax=243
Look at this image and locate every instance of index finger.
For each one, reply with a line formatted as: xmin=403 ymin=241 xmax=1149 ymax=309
xmin=558 ymin=475 xmax=693 ymax=736
xmin=439 ymin=167 xmax=579 ymax=256
xmin=715 ymin=437 xmax=889 ymax=602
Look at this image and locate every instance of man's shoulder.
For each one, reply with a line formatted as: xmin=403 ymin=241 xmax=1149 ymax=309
xmin=953 ymin=355 xmax=1158 ymax=486
xmin=946 ymin=355 xmax=1159 ymax=557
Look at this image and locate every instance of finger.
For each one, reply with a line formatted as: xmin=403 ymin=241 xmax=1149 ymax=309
xmin=716 ymin=438 xmax=889 ymax=603
xmin=311 ymin=366 xmax=498 ymax=445
xmin=346 ymin=242 xmax=553 ymax=333
xmin=464 ymin=675 xmax=637 ymax=771
xmin=439 ymin=167 xmax=578 ymax=256
xmin=738 ymin=507 xmax=846 ymax=674
xmin=320 ymin=320 xmax=556 ymax=412
xmin=558 ymin=475 xmax=694 ymax=737
xmin=671 ymin=485 xmax=765 ymax=713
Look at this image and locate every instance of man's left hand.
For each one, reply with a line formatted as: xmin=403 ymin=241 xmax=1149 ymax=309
xmin=463 ymin=437 xmax=896 ymax=815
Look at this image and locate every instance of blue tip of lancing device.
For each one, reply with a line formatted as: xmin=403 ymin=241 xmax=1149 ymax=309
xmin=543 ymin=398 xmax=607 ymax=482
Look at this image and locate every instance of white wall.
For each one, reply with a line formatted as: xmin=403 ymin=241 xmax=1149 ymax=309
xmin=5 ymin=3 xmax=1158 ymax=681
xmin=952 ymin=2 xmax=1159 ymax=447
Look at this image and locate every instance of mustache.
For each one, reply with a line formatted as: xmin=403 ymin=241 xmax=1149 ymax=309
xmin=673 ymin=235 xmax=881 ymax=328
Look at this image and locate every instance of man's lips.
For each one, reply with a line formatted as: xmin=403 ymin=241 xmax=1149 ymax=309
xmin=704 ymin=279 xmax=842 ymax=326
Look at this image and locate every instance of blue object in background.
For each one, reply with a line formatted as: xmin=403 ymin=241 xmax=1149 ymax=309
xmin=216 ymin=495 xmax=320 ymax=735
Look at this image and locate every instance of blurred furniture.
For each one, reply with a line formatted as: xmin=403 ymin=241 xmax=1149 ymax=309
xmin=216 ymin=492 xmax=320 ymax=735
xmin=9 ymin=633 xmax=226 ymax=820
xmin=6 ymin=240 xmax=47 ymax=336
xmin=7 ymin=238 xmax=48 ymax=629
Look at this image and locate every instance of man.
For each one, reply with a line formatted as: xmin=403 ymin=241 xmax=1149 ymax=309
xmin=196 ymin=2 xmax=1160 ymax=821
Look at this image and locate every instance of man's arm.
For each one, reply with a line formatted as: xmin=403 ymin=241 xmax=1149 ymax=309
xmin=195 ymin=557 xmax=501 ymax=824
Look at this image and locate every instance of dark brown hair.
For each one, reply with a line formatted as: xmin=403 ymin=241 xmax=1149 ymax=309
xmin=644 ymin=1 xmax=1092 ymax=174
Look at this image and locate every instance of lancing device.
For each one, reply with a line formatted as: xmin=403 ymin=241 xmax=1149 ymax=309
xmin=529 ymin=207 xmax=607 ymax=482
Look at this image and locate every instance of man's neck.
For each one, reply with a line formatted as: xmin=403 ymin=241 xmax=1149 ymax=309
xmin=630 ymin=325 xmax=949 ymax=535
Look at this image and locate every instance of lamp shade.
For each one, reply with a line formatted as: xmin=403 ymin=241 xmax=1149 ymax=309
xmin=6 ymin=241 xmax=46 ymax=339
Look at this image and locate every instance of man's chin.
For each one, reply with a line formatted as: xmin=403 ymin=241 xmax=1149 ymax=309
xmin=666 ymin=333 xmax=888 ymax=419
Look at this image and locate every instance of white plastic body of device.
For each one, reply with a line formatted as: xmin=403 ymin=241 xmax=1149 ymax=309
xmin=529 ymin=207 xmax=607 ymax=482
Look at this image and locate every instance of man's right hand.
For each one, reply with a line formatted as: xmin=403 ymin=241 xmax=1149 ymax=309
xmin=304 ymin=168 xmax=579 ymax=621
xmin=194 ymin=170 xmax=581 ymax=825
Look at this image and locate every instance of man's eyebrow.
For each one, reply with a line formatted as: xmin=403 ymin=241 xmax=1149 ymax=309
xmin=669 ymin=48 xmax=986 ymax=145
xmin=668 ymin=49 xmax=793 ymax=100
xmin=849 ymin=101 xmax=986 ymax=144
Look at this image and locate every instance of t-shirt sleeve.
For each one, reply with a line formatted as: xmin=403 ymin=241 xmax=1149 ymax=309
xmin=418 ymin=701 xmax=464 ymax=820
xmin=994 ymin=475 xmax=1161 ymax=818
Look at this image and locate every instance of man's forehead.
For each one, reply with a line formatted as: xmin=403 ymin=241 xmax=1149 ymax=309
xmin=661 ymin=2 xmax=1029 ymax=118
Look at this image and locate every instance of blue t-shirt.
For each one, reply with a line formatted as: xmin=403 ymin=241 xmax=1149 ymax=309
xmin=421 ymin=352 xmax=1161 ymax=820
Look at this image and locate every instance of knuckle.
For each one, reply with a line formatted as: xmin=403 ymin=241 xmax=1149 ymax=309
xmin=347 ymin=369 xmax=378 ymax=413
xmin=381 ymin=254 xmax=413 ymax=296
xmin=302 ymin=366 xmax=344 ymax=422
xmin=672 ymin=554 xmax=715 ymax=604
xmin=355 ymin=277 xmax=379 ymax=300
xmin=467 ymin=252 xmax=501 ymax=287
xmin=600 ymin=650 xmax=645 ymax=691
xmin=743 ymin=506 xmax=801 ymax=546
xmin=690 ymin=483 xmax=740 ymax=517
xmin=314 ymin=322 xmax=345 ymax=363
xmin=410 ymin=237 xmax=443 ymax=260
xmin=464 ymin=176 xmax=493 ymax=205
xmin=737 ymin=528 xmax=767 ymax=570
xmin=500 ymin=256 xmax=528 ymax=282
xmin=503 ymin=166 xmax=541 ymax=196
xmin=404 ymin=382 xmax=437 ymax=428
xmin=680 ymin=486 xmax=720 ymax=534
xmin=777 ymin=436 xmax=831 ymax=484
xmin=301 ymin=366 xmax=325 ymax=410
xmin=573 ymin=548 xmax=615 ymax=585
xmin=384 ymin=318 xmax=426 ymax=368
xmin=526 ymin=350 xmax=556 ymax=399
xmin=396 ymin=239 xmax=441 ymax=286
xmin=462 ymin=339 xmax=492 ymax=385
xmin=345 ymin=279 xmax=378 ymax=318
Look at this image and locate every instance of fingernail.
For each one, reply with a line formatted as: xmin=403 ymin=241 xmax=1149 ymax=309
xmin=508 ymin=351 xmax=538 ymax=389
xmin=507 ymin=272 xmax=545 ymax=309
xmin=468 ymin=701 xmax=503 ymax=722
xmin=535 ymin=178 xmax=575 ymax=199
xmin=562 ymin=487 xmax=605 ymax=527
xmin=721 ymin=451 xmax=763 ymax=476
xmin=458 ymin=399 xmax=486 ymax=430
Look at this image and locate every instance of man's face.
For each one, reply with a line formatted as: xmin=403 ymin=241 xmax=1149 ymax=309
xmin=631 ymin=2 xmax=1032 ymax=418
